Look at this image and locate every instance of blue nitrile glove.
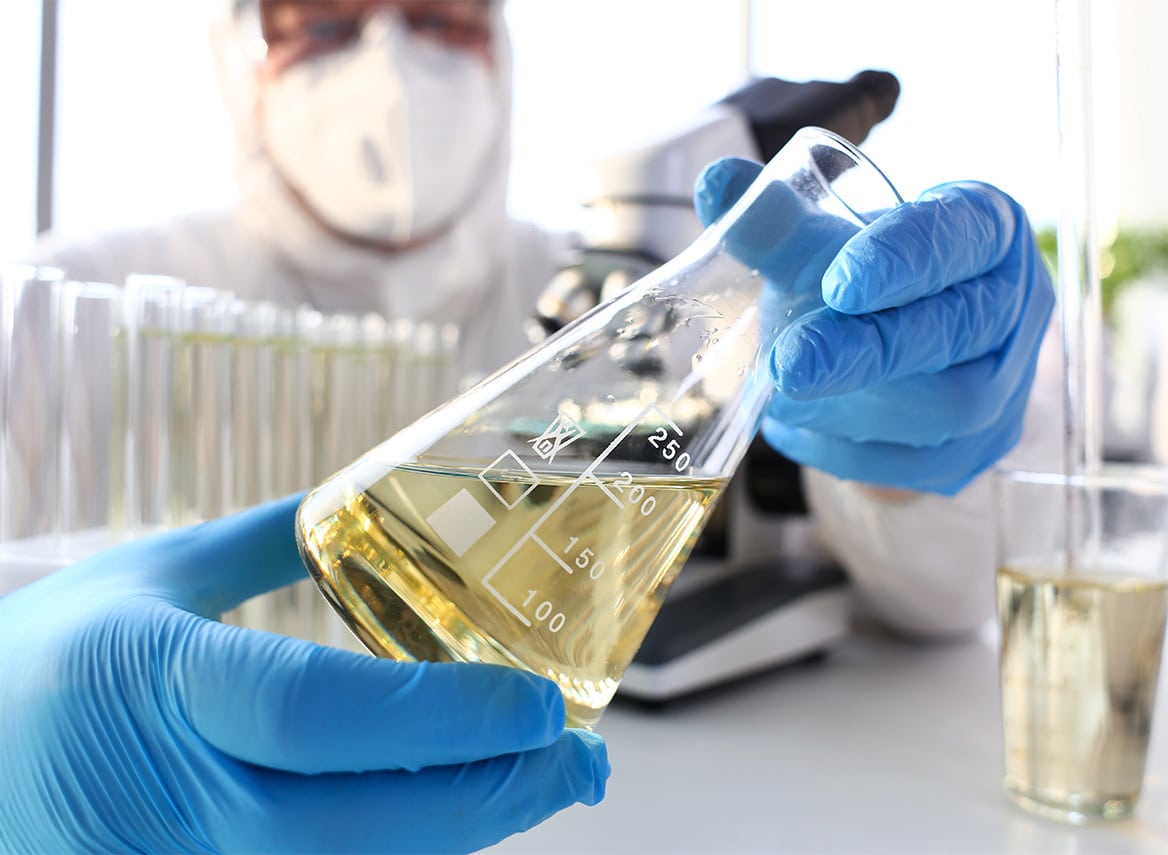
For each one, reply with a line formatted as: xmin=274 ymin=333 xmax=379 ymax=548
xmin=0 ymin=495 xmax=608 ymax=855
xmin=695 ymin=157 xmax=1055 ymax=495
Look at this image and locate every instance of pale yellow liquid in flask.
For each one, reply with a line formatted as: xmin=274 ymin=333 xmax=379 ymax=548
xmin=997 ymin=566 xmax=1168 ymax=818
xmin=299 ymin=461 xmax=725 ymax=728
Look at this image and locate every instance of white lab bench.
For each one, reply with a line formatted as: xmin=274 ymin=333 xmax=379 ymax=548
xmin=488 ymin=628 xmax=1168 ymax=855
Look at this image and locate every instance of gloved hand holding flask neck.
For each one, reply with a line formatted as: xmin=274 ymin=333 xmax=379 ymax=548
xmin=296 ymin=127 xmax=904 ymax=729
xmin=0 ymin=495 xmax=608 ymax=854
xmin=695 ymin=157 xmax=1056 ymax=495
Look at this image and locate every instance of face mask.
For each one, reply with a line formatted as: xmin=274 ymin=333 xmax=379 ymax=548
xmin=260 ymin=13 xmax=504 ymax=245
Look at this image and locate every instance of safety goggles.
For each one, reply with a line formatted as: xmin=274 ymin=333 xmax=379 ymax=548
xmin=243 ymin=0 xmax=498 ymax=73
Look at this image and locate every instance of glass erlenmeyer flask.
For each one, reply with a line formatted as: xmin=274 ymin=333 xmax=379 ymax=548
xmin=296 ymin=127 xmax=903 ymax=727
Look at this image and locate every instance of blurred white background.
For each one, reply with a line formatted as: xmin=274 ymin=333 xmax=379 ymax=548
xmin=0 ymin=0 xmax=1163 ymax=262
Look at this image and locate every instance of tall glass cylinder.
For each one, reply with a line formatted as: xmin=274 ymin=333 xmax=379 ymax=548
xmin=356 ymin=313 xmax=389 ymax=455
xmin=271 ymin=306 xmax=326 ymax=641
xmin=387 ymin=318 xmax=417 ymax=436
xmin=438 ymin=322 xmax=463 ymax=403
xmin=224 ymin=300 xmax=282 ymax=637
xmin=124 ymin=274 xmax=183 ymax=533
xmin=272 ymin=305 xmax=316 ymax=499
xmin=310 ymin=313 xmax=362 ymax=482
xmin=1 ymin=265 xmax=65 ymax=541
xmin=231 ymin=300 xmax=278 ymax=513
xmin=411 ymin=322 xmax=462 ymax=417
xmin=57 ymin=281 xmax=127 ymax=535
xmin=170 ymin=286 xmax=235 ymax=526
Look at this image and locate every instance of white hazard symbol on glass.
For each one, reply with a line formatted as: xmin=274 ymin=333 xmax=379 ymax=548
xmin=528 ymin=412 xmax=585 ymax=463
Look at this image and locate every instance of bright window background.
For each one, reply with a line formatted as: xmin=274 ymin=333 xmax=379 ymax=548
xmin=0 ymin=4 xmax=42 ymax=263
xmin=749 ymin=0 xmax=1061 ymax=224
xmin=50 ymin=0 xmax=237 ymax=239
xmin=505 ymin=0 xmax=753 ymax=230
xmin=3 ymin=0 xmax=1163 ymax=263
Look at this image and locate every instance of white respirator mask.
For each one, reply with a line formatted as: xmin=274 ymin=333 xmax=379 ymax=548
xmin=260 ymin=12 xmax=504 ymax=245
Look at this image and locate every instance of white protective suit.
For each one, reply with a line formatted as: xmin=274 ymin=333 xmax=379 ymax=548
xmin=13 ymin=5 xmax=1062 ymax=640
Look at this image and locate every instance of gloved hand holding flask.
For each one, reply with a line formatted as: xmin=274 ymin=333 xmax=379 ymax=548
xmin=695 ymin=157 xmax=1056 ymax=495
xmin=0 ymin=495 xmax=608 ymax=854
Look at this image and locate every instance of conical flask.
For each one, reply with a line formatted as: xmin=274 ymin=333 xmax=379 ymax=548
xmin=296 ymin=127 xmax=903 ymax=727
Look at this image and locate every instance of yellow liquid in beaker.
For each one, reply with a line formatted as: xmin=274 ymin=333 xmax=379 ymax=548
xmin=997 ymin=566 xmax=1168 ymax=820
xmin=298 ymin=463 xmax=724 ymax=728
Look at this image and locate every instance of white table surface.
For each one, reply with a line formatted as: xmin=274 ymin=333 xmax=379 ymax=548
xmin=488 ymin=628 xmax=1168 ymax=855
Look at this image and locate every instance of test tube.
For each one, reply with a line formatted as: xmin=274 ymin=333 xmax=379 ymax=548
xmin=387 ymin=317 xmax=417 ymax=435
xmin=411 ymin=322 xmax=462 ymax=417
xmin=221 ymin=299 xmax=290 ymax=635
xmin=170 ymin=286 xmax=235 ymax=526
xmin=0 ymin=273 xmax=8 ymax=508
xmin=226 ymin=303 xmax=323 ymax=639
xmin=57 ymin=281 xmax=127 ymax=536
xmin=310 ymin=312 xmax=362 ymax=482
xmin=0 ymin=265 xmax=65 ymax=541
xmin=0 ymin=270 xmax=14 ymax=539
xmin=124 ymin=274 xmax=183 ymax=533
xmin=438 ymin=322 xmax=462 ymax=405
xmin=300 ymin=311 xmax=375 ymax=649
xmin=357 ymin=313 xmax=388 ymax=453
xmin=230 ymin=299 xmax=278 ymax=513
xmin=271 ymin=306 xmax=321 ymax=641
xmin=411 ymin=322 xmax=437 ymax=417
xmin=222 ymin=298 xmax=280 ymax=634
xmin=272 ymin=305 xmax=316 ymax=498
xmin=373 ymin=317 xmax=399 ymax=440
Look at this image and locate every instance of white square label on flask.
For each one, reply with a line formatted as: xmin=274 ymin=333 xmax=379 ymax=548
xmin=426 ymin=488 xmax=496 ymax=557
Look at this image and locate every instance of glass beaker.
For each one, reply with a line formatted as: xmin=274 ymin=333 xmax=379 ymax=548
xmin=996 ymin=466 xmax=1168 ymax=823
xmin=296 ymin=127 xmax=903 ymax=727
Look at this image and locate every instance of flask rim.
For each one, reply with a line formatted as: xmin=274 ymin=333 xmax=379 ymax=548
xmin=789 ymin=125 xmax=904 ymax=224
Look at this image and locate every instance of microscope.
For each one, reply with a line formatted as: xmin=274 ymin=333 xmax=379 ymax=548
xmin=528 ymin=71 xmax=902 ymax=704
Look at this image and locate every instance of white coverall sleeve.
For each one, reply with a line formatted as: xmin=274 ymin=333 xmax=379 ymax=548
xmin=801 ymin=325 xmax=1065 ymax=640
xmin=802 ymin=468 xmax=995 ymax=638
